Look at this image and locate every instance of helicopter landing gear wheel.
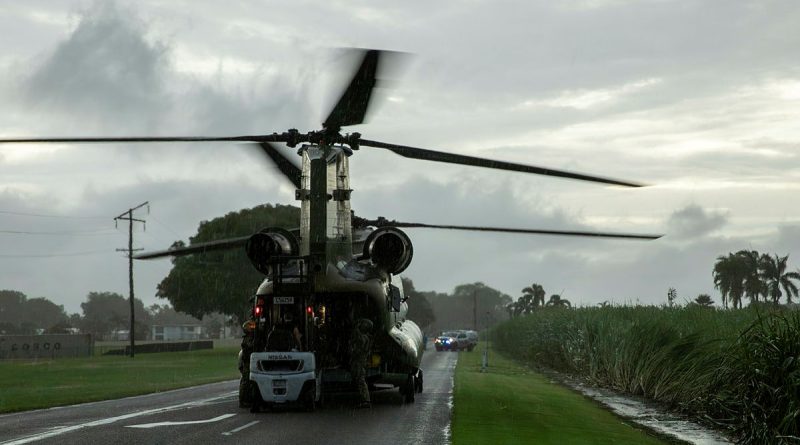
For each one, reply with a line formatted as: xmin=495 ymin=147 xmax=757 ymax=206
xmin=401 ymin=373 xmax=416 ymax=404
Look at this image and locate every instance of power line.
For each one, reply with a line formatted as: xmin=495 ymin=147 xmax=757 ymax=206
xmin=0 ymin=210 xmax=107 ymax=219
xmin=0 ymin=229 xmax=119 ymax=236
xmin=0 ymin=249 xmax=112 ymax=258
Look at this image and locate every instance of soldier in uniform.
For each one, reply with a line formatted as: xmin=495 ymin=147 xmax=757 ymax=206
xmin=349 ymin=318 xmax=373 ymax=409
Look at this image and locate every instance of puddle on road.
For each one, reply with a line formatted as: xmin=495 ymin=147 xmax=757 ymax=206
xmin=568 ymin=382 xmax=731 ymax=445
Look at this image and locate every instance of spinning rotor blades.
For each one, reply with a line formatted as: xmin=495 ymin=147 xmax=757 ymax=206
xmin=256 ymin=142 xmax=302 ymax=189
xmin=0 ymin=46 xmax=661 ymax=246
xmin=133 ymin=236 xmax=251 ymax=260
xmin=359 ymin=139 xmax=644 ymax=188
xmin=323 ymin=49 xmax=381 ymax=131
xmin=360 ymin=218 xmax=661 ymax=240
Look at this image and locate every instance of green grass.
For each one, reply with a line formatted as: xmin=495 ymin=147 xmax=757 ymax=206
xmin=452 ymin=347 xmax=669 ymax=445
xmin=492 ymin=305 xmax=800 ymax=444
xmin=0 ymin=347 xmax=240 ymax=413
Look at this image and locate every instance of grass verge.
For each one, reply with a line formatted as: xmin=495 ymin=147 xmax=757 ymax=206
xmin=452 ymin=347 xmax=669 ymax=445
xmin=493 ymin=306 xmax=800 ymax=443
xmin=0 ymin=347 xmax=240 ymax=413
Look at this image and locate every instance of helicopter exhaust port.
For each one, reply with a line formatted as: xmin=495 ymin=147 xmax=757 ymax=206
xmin=362 ymin=227 xmax=413 ymax=274
xmin=245 ymin=227 xmax=299 ymax=275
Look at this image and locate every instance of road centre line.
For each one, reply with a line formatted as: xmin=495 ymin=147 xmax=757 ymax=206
xmin=0 ymin=391 xmax=237 ymax=445
xmin=126 ymin=414 xmax=236 ymax=429
xmin=222 ymin=421 xmax=260 ymax=436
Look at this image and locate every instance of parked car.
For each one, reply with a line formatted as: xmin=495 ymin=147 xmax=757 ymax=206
xmin=455 ymin=330 xmax=478 ymax=352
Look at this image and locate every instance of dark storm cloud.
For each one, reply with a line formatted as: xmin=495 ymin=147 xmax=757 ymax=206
xmin=667 ymin=204 xmax=728 ymax=239
xmin=24 ymin=2 xmax=169 ymax=133
xmin=19 ymin=1 xmax=314 ymax=138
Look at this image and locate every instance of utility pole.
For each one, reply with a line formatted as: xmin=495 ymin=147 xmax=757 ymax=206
xmin=473 ymin=288 xmax=477 ymax=331
xmin=115 ymin=201 xmax=148 ymax=358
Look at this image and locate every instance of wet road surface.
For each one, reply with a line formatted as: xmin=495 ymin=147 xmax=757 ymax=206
xmin=0 ymin=350 xmax=457 ymax=445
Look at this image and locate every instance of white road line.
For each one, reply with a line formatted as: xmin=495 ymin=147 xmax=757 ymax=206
xmin=126 ymin=413 xmax=236 ymax=429
xmin=221 ymin=420 xmax=260 ymax=436
xmin=0 ymin=391 xmax=237 ymax=445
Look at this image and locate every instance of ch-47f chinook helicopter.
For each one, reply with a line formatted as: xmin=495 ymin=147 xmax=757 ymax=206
xmin=0 ymin=49 xmax=661 ymax=410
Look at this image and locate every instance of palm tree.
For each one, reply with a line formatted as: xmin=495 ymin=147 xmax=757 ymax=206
xmin=520 ymin=284 xmax=546 ymax=313
xmin=546 ymin=294 xmax=571 ymax=308
xmin=736 ymin=250 xmax=765 ymax=304
xmin=759 ymin=254 xmax=800 ymax=304
xmin=713 ymin=253 xmax=748 ymax=309
xmin=694 ymin=294 xmax=714 ymax=307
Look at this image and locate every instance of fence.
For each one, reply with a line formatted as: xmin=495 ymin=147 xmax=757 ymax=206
xmin=0 ymin=334 xmax=93 ymax=359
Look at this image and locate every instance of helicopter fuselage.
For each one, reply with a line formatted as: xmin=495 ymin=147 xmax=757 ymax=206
xmin=239 ymin=143 xmax=423 ymax=406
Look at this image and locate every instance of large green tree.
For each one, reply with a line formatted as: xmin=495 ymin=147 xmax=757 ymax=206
xmin=518 ymin=283 xmax=546 ymax=314
xmin=426 ymin=282 xmax=512 ymax=333
xmin=156 ymin=204 xmax=300 ymax=324
xmin=401 ymin=278 xmax=436 ymax=330
xmin=80 ymin=291 xmax=150 ymax=340
xmin=693 ymin=294 xmax=714 ymax=307
xmin=24 ymin=298 xmax=68 ymax=331
xmin=0 ymin=290 xmax=28 ymax=333
xmin=546 ymin=294 xmax=571 ymax=308
xmin=713 ymin=253 xmax=748 ymax=309
xmin=0 ymin=290 xmax=67 ymax=334
xmin=759 ymin=254 xmax=800 ymax=304
xmin=737 ymin=250 xmax=766 ymax=304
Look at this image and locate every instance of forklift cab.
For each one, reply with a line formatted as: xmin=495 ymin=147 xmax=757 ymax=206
xmin=255 ymin=295 xmax=311 ymax=352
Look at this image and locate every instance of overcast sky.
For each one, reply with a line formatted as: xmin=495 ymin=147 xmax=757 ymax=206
xmin=1 ymin=0 xmax=799 ymax=314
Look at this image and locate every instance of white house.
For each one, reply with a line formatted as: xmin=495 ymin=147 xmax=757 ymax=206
xmin=151 ymin=324 xmax=203 ymax=341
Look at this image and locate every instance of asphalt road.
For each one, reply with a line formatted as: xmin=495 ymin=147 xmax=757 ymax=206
xmin=0 ymin=349 xmax=457 ymax=445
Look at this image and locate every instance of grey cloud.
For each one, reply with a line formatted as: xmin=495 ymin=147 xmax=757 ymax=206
xmin=667 ymin=204 xmax=728 ymax=239
xmin=681 ymin=148 xmax=799 ymax=178
xmin=24 ymin=2 xmax=169 ymax=133
xmin=772 ymin=225 xmax=800 ymax=257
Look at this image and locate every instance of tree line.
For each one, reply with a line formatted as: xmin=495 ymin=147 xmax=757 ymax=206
xmin=713 ymin=251 xmax=800 ymax=308
xmin=0 ymin=289 xmax=227 ymax=340
xmin=404 ymin=279 xmax=512 ymax=334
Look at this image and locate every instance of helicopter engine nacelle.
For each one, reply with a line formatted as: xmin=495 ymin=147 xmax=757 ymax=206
xmin=362 ymin=227 xmax=413 ymax=274
xmin=245 ymin=227 xmax=299 ymax=275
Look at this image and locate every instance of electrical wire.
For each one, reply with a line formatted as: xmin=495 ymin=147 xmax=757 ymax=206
xmin=0 ymin=210 xmax=107 ymax=219
xmin=0 ymin=229 xmax=120 ymax=236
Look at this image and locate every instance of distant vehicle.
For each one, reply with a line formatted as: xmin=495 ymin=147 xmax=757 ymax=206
xmin=434 ymin=331 xmax=461 ymax=351
xmin=433 ymin=330 xmax=477 ymax=352
xmin=451 ymin=331 xmax=477 ymax=352
xmin=460 ymin=330 xmax=478 ymax=352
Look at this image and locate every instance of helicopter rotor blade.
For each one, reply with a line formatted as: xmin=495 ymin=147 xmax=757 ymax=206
xmin=358 ymin=139 xmax=645 ymax=188
xmin=0 ymin=134 xmax=292 ymax=144
xmin=359 ymin=217 xmax=662 ymax=240
xmin=322 ymin=49 xmax=382 ymax=132
xmin=133 ymin=236 xmax=251 ymax=260
xmin=255 ymin=142 xmax=302 ymax=189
